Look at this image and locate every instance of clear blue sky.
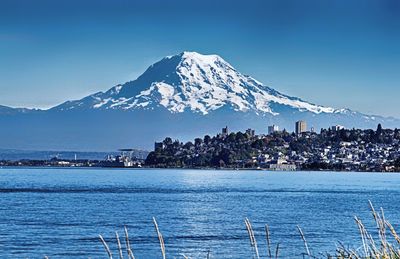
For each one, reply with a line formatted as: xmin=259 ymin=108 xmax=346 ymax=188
xmin=0 ymin=0 xmax=399 ymax=117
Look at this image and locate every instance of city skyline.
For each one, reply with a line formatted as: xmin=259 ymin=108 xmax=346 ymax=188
xmin=1 ymin=0 xmax=399 ymax=117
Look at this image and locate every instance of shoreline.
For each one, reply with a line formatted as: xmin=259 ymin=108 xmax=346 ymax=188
xmin=0 ymin=165 xmax=399 ymax=174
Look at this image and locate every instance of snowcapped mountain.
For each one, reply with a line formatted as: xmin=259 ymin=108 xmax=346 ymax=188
xmin=0 ymin=51 xmax=398 ymax=151
xmin=54 ymin=51 xmax=340 ymax=116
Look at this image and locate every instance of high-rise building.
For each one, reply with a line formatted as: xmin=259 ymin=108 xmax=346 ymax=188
xmin=246 ymin=128 xmax=255 ymax=137
xmin=268 ymin=125 xmax=279 ymax=135
xmin=222 ymin=126 xmax=229 ymax=136
xmin=295 ymin=120 xmax=307 ymax=135
xmin=331 ymin=125 xmax=345 ymax=131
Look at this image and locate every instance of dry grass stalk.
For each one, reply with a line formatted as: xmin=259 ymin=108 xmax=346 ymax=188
xmin=206 ymin=249 xmax=211 ymax=259
xmin=96 ymin=202 xmax=400 ymax=259
xmin=297 ymin=225 xmax=311 ymax=258
xmin=385 ymin=220 xmax=400 ymax=245
xmin=116 ymin=231 xmax=124 ymax=259
xmin=124 ymin=226 xmax=135 ymax=259
xmin=265 ymin=224 xmax=272 ymax=259
xmin=275 ymin=243 xmax=280 ymax=259
xmin=354 ymin=216 xmax=369 ymax=256
xmin=153 ymin=217 xmax=166 ymax=259
xmin=336 ymin=201 xmax=400 ymax=258
xmin=99 ymin=234 xmax=113 ymax=259
xmin=245 ymin=217 xmax=260 ymax=259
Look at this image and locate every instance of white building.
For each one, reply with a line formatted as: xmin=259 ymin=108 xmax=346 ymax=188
xmin=268 ymin=125 xmax=279 ymax=135
xmin=331 ymin=125 xmax=345 ymax=131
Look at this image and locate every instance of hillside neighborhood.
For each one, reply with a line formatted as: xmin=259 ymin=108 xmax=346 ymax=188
xmin=146 ymin=122 xmax=400 ymax=172
xmin=2 ymin=121 xmax=400 ymax=172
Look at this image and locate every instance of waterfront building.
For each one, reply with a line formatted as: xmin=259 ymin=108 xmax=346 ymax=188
xmin=268 ymin=157 xmax=297 ymax=171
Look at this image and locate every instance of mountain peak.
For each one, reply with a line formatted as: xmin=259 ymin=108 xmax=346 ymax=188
xmin=179 ymin=51 xmax=223 ymax=62
xmin=161 ymin=51 xmax=234 ymax=75
xmin=175 ymin=51 xmax=218 ymax=59
xmin=54 ymin=51 xmax=337 ymax=115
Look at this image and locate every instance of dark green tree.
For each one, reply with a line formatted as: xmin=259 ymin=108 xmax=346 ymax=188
xmin=204 ymin=135 xmax=211 ymax=145
xmin=163 ymin=137 xmax=173 ymax=146
xmin=194 ymin=138 xmax=203 ymax=146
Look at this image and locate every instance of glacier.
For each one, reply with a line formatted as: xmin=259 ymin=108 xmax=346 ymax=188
xmin=54 ymin=51 xmax=338 ymax=115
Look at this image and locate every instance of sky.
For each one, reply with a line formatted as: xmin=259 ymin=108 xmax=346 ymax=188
xmin=0 ymin=0 xmax=399 ymax=117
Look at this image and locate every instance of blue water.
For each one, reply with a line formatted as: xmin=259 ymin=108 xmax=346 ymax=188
xmin=0 ymin=168 xmax=400 ymax=258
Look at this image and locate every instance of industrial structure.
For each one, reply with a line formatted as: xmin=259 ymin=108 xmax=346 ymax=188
xmin=101 ymin=149 xmax=143 ymax=168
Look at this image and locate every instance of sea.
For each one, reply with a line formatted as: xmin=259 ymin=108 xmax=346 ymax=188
xmin=0 ymin=168 xmax=399 ymax=258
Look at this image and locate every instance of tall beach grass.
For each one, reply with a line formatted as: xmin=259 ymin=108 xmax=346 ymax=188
xmin=95 ymin=201 xmax=399 ymax=259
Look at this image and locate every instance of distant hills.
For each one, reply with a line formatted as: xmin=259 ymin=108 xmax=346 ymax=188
xmin=0 ymin=51 xmax=398 ymax=151
xmin=0 ymin=149 xmax=148 ymax=161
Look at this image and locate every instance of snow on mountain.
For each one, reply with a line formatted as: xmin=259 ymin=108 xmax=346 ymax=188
xmin=54 ymin=51 xmax=337 ymax=115
xmin=1 ymin=51 xmax=398 ymax=151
